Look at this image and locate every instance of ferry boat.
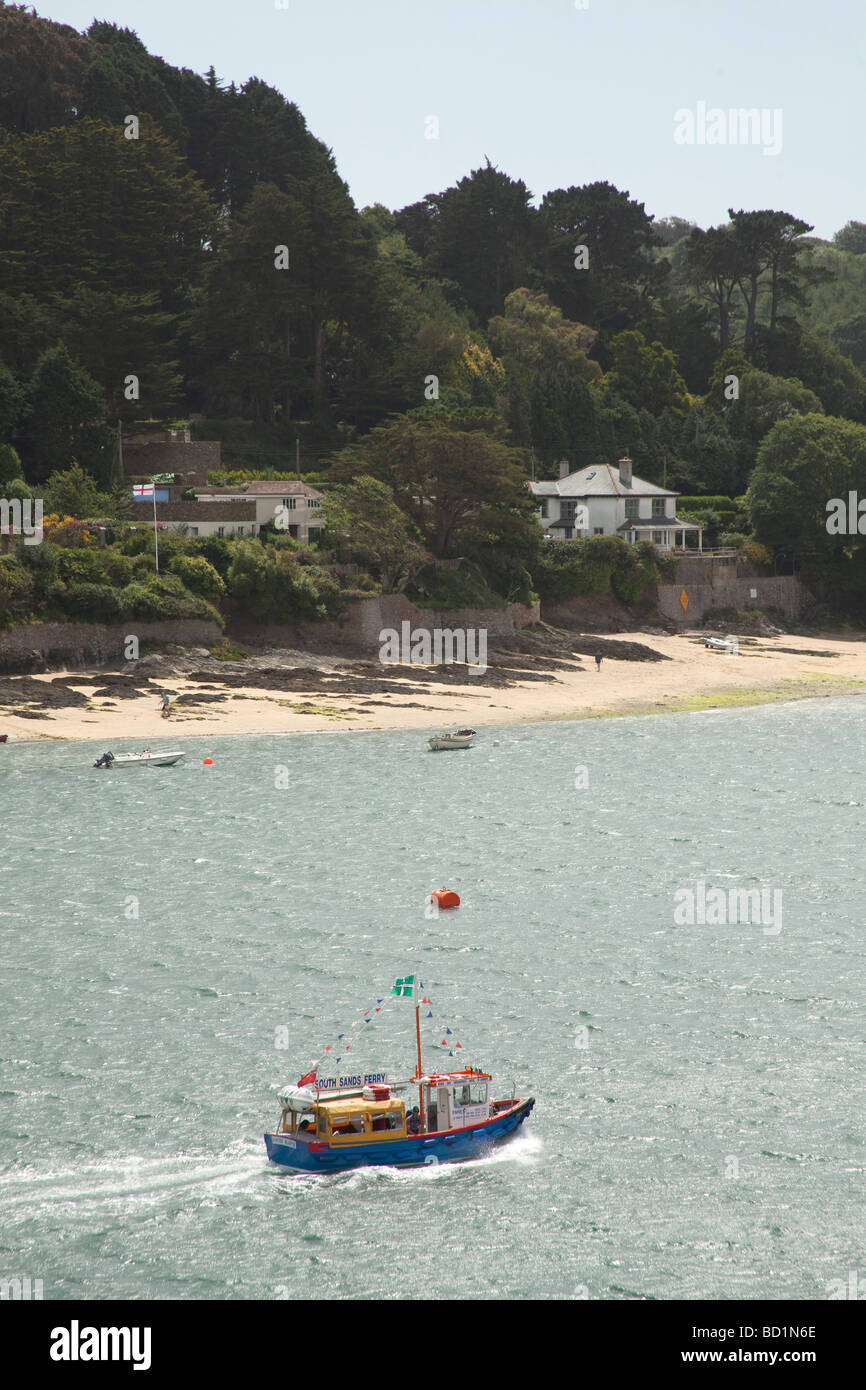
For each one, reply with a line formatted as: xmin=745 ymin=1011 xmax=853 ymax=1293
xmin=264 ymin=978 xmax=534 ymax=1173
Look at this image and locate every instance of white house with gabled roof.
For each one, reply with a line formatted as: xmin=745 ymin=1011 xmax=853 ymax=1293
xmin=529 ymin=456 xmax=702 ymax=551
xmin=193 ymin=480 xmax=325 ymax=544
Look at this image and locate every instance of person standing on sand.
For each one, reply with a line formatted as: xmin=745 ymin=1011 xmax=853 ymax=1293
xmin=160 ymin=693 xmax=170 ymax=717
xmin=594 ymin=652 xmax=603 ymax=672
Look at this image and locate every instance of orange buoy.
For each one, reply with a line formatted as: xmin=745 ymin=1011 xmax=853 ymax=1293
xmin=431 ymin=888 xmax=460 ymax=909
xmin=203 ymin=757 xmax=213 ymax=765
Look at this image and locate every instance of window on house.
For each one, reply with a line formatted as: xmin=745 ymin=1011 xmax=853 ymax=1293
xmin=594 ymin=527 xmax=604 ymax=534
xmin=625 ymin=498 xmax=639 ymax=519
xmin=308 ymin=527 xmax=321 ymax=543
xmin=652 ymin=498 xmax=665 ymax=517
xmin=308 ymin=499 xmax=321 ymax=509
xmin=652 ymin=530 xmax=663 ymax=545
xmin=217 ymin=526 xmax=224 ymax=538
xmin=282 ymin=497 xmax=297 ymax=509
xmin=190 ymin=526 xmax=199 ymax=537
xmin=539 ymin=498 xmax=548 ymax=518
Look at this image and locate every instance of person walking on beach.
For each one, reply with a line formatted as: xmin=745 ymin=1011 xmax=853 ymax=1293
xmin=594 ymin=651 xmax=603 ymax=672
xmin=160 ymin=693 xmax=171 ymax=718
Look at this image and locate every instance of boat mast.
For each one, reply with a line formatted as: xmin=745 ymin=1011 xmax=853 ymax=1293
xmin=415 ymin=997 xmax=425 ymax=1133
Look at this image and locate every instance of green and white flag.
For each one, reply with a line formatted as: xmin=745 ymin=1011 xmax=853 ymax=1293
xmin=392 ymin=975 xmax=415 ymax=997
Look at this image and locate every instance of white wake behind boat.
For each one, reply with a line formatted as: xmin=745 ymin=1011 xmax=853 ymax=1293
xmin=93 ymin=750 xmax=186 ymax=768
xmin=428 ymin=729 xmax=476 ymax=751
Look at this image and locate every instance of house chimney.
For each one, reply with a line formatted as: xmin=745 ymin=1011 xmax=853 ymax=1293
xmin=618 ymin=455 xmax=633 ymax=487
xmin=559 ymin=459 xmax=570 ymax=479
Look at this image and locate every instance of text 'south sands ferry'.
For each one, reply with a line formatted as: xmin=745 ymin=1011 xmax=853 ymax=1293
xmin=264 ymin=975 xmax=534 ymax=1173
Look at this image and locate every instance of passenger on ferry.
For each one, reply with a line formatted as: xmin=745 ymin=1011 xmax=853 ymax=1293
xmin=407 ymin=1106 xmax=422 ymax=1135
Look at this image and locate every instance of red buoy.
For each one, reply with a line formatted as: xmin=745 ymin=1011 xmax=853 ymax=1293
xmin=431 ymin=888 xmax=460 ymax=909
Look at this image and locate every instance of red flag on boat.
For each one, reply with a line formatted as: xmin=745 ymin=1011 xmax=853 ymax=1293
xmin=297 ymin=1068 xmax=317 ymax=1086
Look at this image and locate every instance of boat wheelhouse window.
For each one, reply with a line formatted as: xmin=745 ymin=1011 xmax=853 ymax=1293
xmin=469 ymin=1082 xmax=487 ymax=1105
xmin=454 ymin=1084 xmax=471 ymax=1107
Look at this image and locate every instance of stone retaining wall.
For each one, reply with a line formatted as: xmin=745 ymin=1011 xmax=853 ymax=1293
xmin=656 ymin=574 xmax=806 ymax=624
xmin=0 ymin=619 xmax=222 ymax=673
xmin=228 ymin=595 xmax=540 ymax=654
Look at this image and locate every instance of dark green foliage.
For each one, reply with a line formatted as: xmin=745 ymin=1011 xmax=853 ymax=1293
xmin=193 ymin=535 xmax=232 ymax=578
xmin=226 ymin=539 xmax=346 ymax=621
xmin=531 ymin=534 xmax=658 ymax=604
xmin=60 ymin=580 xmax=123 ymax=620
xmin=537 ymin=181 xmax=668 ymax=339
xmin=405 ymin=560 xmax=508 ymax=611
xmin=0 ymin=557 xmax=35 ymax=624
xmin=167 ymin=553 xmax=226 ymax=601
xmin=18 ymin=351 xmax=111 ymax=484
xmin=119 ymin=574 xmax=223 ymax=624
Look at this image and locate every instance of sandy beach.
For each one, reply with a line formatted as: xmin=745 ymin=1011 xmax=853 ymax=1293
xmin=2 ymin=629 xmax=866 ymax=743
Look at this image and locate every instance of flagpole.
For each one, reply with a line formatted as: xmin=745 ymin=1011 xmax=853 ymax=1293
xmin=415 ymin=990 xmax=425 ymax=1133
xmin=152 ymin=476 xmax=159 ymax=573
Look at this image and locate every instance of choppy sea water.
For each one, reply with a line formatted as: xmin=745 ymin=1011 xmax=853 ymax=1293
xmin=1 ymin=698 xmax=864 ymax=1301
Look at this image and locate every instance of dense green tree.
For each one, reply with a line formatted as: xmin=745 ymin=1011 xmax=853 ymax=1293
xmin=732 ymin=370 xmax=823 ymax=443
xmin=831 ymin=314 xmax=866 ymax=370
xmin=0 ymin=3 xmax=89 ymax=131
xmin=0 ymin=441 xmax=23 ymax=485
xmin=487 ymin=288 xmax=599 ymax=469
xmin=322 ymin=475 xmax=429 ymax=592
xmin=329 ymin=409 xmax=538 ymax=558
xmin=596 ymin=330 xmax=690 ymax=418
xmin=19 ymin=346 xmax=112 ymax=484
xmin=538 ymin=181 xmax=668 ymax=337
xmin=754 ymin=324 xmax=866 ymax=422
xmin=43 ymin=462 xmax=103 ymax=517
xmin=832 ymin=221 xmax=866 ymax=255
xmin=684 ymin=225 xmax=742 ymax=351
xmin=678 ymin=410 xmax=742 ymax=496
xmin=192 ymin=182 xmax=312 ymax=422
xmin=686 ymin=211 xmax=831 ymax=351
xmin=409 ymin=162 xmax=541 ymax=325
xmin=748 ymin=413 xmax=866 ymax=554
xmin=0 ymin=362 xmax=23 ymax=440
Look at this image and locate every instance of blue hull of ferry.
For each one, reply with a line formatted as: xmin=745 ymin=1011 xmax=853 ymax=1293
xmin=265 ymin=1097 xmax=534 ymax=1173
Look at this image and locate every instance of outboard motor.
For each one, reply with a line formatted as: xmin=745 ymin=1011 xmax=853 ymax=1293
xmin=94 ymin=751 xmax=114 ymax=768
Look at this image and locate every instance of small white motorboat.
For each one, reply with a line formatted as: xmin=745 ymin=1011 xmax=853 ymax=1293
xmin=93 ymin=750 xmax=186 ymax=768
xmin=428 ymin=729 xmax=476 ymax=751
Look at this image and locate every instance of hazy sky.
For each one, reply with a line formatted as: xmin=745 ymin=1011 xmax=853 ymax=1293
xmin=42 ymin=0 xmax=865 ymax=238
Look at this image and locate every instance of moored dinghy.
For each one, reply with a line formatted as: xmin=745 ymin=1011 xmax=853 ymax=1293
xmin=93 ymin=749 xmax=186 ymax=768
xmin=428 ymin=728 xmax=476 ymax=750
xmin=264 ymin=973 xmax=533 ymax=1173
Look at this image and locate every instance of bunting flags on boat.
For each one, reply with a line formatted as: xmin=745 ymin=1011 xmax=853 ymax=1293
xmin=418 ymin=991 xmax=469 ymax=1060
xmin=293 ymin=977 xmax=472 ymax=1082
xmin=297 ymin=992 xmax=393 ymax=1080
